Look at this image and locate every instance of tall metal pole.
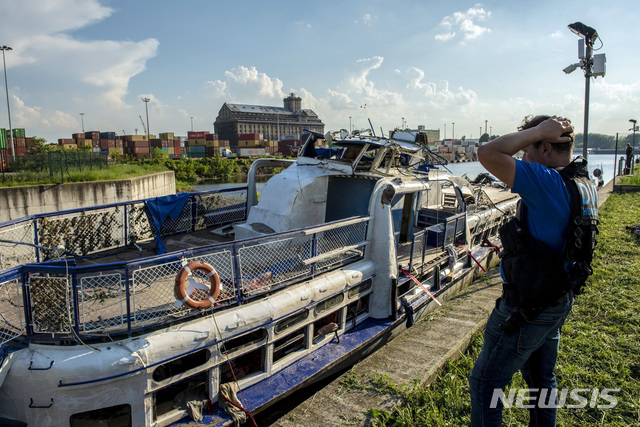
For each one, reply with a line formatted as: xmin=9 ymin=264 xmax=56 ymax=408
xmin=142 ymin=97 xmax=150 ymax=141
xmin=582 ymin=42 xmax=592 ymax=159
xmin=80 ymin=112 xmax=85 ymax=133
xmin=452 ymin=122 xmax=455 ymax=140
xmin=190 ymin=116 xmax=194 ymax=131
xmin=1 ymin=46 xmax=14 ymax=158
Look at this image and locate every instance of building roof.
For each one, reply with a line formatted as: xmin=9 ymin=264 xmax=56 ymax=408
xmin=226 ymin=103 xmax=292 ymax=115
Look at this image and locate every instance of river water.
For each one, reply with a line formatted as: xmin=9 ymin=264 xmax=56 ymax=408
xmin=192 ymin=154 xmax=618 ymax=193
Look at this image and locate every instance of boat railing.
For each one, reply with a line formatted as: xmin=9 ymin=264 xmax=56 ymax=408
xmin=0 ymin=187 xmax=250 ymax=272
xmin=0 ymin=215 xmax=370 ymax=345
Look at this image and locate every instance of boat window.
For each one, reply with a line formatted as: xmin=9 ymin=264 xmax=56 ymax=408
xmin=275 ymin=310 xmax=309 ymax=335
xmin=348 ymin=279 xmax=372 ymax=299
xmin=220 ymin=347 xmax=265 ymax=383
xmin=315 ymin=293 xmax=344 ymax=315
xmin=346 ymin=294 xmax=370 ymax=328
xmin=273 ymin=327 xmax=307 ymax=364
xmin=312 ymin=311 xmax=342 ymax=342
xmin=154 ymin=372 xmax=208 ymax=420
xmin=70 ymin=404 xmax=131 ymax=426
xmin=220 ymin=329 xmax=267 ymax=355
xmin=152 ymin=349 xmax=211 ymax=382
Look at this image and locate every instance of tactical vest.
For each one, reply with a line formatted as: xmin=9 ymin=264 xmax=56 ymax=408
xmin=498 ymin=157 xmax=598 ymax=317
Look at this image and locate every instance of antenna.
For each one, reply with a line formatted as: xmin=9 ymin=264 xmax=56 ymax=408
xmin=368 ymin=118 xmax=375 ymax=136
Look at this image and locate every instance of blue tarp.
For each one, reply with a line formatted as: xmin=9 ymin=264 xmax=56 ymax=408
xmin=145 ymin=193 xmax=191 ymax=254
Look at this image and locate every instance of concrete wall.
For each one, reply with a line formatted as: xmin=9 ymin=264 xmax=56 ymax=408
xmin=0 ymin=171 xmax=176 ymax=223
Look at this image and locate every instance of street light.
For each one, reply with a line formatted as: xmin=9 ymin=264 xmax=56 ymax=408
xmin=79 ymin=113 xmax=85 ymax=133
xmin=564 ymin=22 xmax=606 ymax=159
xmin=190 ymin=116 xmax=194 ymax=131
xmin=1 ymin=46 xmax=14 ymax=157
xmin=452 ymin=122 xmax=455 ymax=140
xmin=349 ymin=116 xmax=352 ymax=133
xmin=142 ymin=97 xmax=150 ymax=141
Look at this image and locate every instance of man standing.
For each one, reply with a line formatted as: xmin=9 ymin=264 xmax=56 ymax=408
xmin=469 ymin=115 xmax=598 ymax=426
xmin=625 ymin=143 xmax=633 ymax=174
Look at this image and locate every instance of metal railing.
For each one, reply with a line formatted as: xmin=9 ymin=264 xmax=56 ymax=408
xmin=0 ymin=215 xmax=369 ymax=344
xmin=0 ymin=187 xmax=249 ymax=271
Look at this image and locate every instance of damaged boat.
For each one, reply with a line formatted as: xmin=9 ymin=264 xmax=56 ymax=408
xmin=0 ymin=129 xmax=519 ymax=426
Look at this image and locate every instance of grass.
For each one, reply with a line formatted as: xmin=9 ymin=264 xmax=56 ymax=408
xmin=0 ymin=163 xmax=170 ymax=187
xmin=365 ymin=191 xmax=640 ymax=426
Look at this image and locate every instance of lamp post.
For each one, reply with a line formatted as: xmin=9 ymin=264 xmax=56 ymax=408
xmin=142 ymin=97 xmax=150 ymax=141
xmin=1 ymin=46 xmax=14 ymax=157
xmin=349 ymin=116 xmax=352 ymax=133
xmin=190 ymin=116 xmax=194 ymax=131
xmin=444 ymin=123 xmax=446 ymax=140
xmin=452 ymin=122 xmax=455 ymax=140
xmin=564 ymin=22 xmax=606 ymax=159
xmin=79 ymin=113 xmax=85 ymax=133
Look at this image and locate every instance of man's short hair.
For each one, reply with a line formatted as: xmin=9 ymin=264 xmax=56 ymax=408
xmin=518 ymin=115 xmax=574 ymax=154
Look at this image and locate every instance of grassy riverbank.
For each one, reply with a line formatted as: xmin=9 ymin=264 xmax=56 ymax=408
xmin=366 ymin=191 xmax=640 ymax=426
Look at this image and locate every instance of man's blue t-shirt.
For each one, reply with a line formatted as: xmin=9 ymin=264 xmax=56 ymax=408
xmin=511 ymin=159 xmax=570 ymax=253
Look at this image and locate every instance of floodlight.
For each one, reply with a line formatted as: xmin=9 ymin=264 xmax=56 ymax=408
xmin=568 ymin=22 xmax=598 ymax=44
xmin=563 ymin=63 xmax=580 ymax=74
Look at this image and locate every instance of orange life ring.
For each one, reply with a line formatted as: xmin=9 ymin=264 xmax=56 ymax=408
xmin=174 ymin=261 xmax=221 ymax=309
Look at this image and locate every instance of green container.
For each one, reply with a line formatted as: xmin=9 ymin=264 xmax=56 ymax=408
xmin=12 ymin=128 xmax=25 ymax=138
xmin=0 ymin=129 xmax=5 ymax=149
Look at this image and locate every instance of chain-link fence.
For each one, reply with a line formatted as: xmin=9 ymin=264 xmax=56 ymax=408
xmin=0 ymin=276 xmax=24 ymax=345
xmin=0 ymin=187 xmax=249 ymax=264
xmin=9 ymin=151 xmax=109 ymax=182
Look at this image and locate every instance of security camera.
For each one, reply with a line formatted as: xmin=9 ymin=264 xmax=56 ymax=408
xmin=563 ymin=63 xmax=580 ymax=74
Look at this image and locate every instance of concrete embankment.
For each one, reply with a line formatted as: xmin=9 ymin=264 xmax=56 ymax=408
xmin=269 ymin=179 xmax=615 ymax=426
xmin=0 ymin=171 xmax=175 ymax=222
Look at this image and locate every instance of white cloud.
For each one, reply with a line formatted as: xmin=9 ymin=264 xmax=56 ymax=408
xmin=224 ymin=66 xmax=286 ymax=99
xmin=436 ymin=7 xmax=491 ymax=42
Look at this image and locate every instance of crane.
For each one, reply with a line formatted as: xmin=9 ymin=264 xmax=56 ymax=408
xmin=139 ymin=115 xmax=147 ymax=135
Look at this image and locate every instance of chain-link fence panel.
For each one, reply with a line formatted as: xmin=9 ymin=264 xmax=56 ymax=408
xmin=28 ymin=274 xmax=71 ymax=334
xmin=129 ymin=248 xmax=235 ymax=326
xmin=315 ymin=220 xmax=368 ymax=272
xmin=37 ymin=207 xmax=126 ymax=257
xmin=128 ymin=202 xmax=155 ymax=244
xmin=0 ymin=278 xmax=24 ymax=344
xmin=79 ymin=272 xmax=125 ymax=333
xmin=237 ymin=234 xmax=313 ymax=296
xmin=195 ymin=190 xmax=247 ymax=230
xmin=0 ymin=220 xmax=37 ymax=270
xmin=182 ymin=250 xmax=236 ymax=304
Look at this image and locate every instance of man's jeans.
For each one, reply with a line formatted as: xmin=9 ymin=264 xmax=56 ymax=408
xmin=469 ymin=295 xmax=573 ymax=426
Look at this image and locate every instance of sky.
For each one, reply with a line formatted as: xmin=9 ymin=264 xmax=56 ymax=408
xmin=0 ymin=0 xmax=638 ymax=144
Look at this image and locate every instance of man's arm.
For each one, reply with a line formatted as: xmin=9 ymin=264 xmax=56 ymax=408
xmin=477 ymin=116 xmax=573 ymax=187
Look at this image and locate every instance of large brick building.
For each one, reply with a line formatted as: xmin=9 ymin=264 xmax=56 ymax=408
xmin=214 ymin=93 xmax=324 ymax=147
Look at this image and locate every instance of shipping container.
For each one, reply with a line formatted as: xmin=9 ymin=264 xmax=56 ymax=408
xmin=159 ymin=132 xmax=175 ymax=140
xmin=131 ymin=146 xmax=150 ymax=154
xmin=84 ymin=131 xmax=100 ymax=139
xmin=205 ymin=133 xmax=218 ymax=141
xmin=189 ymin=152 xmax=206 ymax=158
xmin=187 ymin=131 xmax=209 ymax=139
xmin=12 ymin=128 xmax=25 ymax=138
xmin=188 ymin=138 xmax=206 ymax=146
xmin=0 ymin=131 xmax=6 ymax=149
xmin=99 ymin=132 xmax=117 ymax=140
xmin=237 ymin=148 xmax=266 ymax=157
xmin=188 ymin=145 xmax=206 ymax=154
xmin=238 ymin=133 xmax=261 ymax=141
xmin=14 ymin=137 xmax=26 ymax=148
xmin=15 ymin=147 xmax=27 ymax=156
xmin=238 ymin=140 xmax=260 ymax=148
xmin=72 ymin=133 xmax=85 ymax=140
xmin=100 ymin=139 xmax=116 ymax=148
